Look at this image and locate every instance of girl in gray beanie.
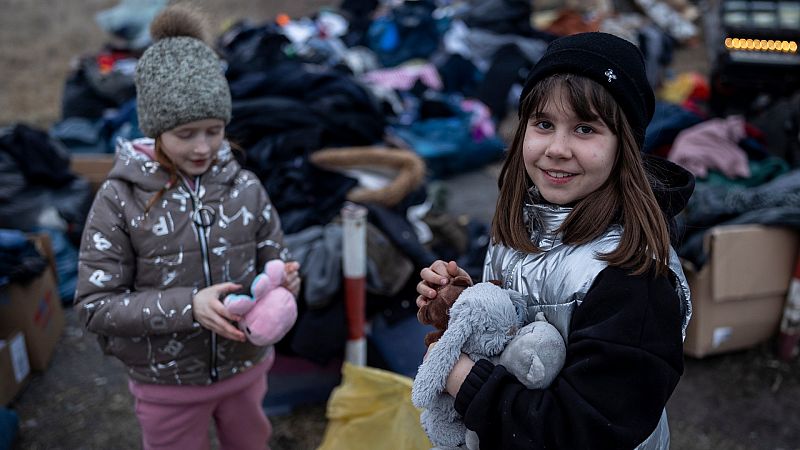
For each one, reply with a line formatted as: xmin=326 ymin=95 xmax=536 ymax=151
xmin=414 ymin=32 xmax=695 ymax=449
xmin=74 ymin=5 xmax=300 ymax=449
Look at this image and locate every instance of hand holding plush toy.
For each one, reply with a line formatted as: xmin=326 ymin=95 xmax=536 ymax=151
xmin=413 ymin=280 xmax=566 ymax=450
xmin=223 ymin=259 xmax=298 ymax=346
xmin=465 ymin=312 xmax=566 ymax=450
xmin=417 ymin=275 xmax=474 ymax=346
xmin=413 ymin=282 xmax=519 ymax=449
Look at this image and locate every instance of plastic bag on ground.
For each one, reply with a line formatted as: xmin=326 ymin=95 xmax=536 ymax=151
xmin=318 ymin=362 xmax=432 ymax=450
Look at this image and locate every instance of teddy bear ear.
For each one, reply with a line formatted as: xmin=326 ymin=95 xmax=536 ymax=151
xmin=452 ymin=275 xmax=473 ymax=287
xmin=418 ymin=304 xmax=437 ymax=325
xmin=417 ymin=306 xmax=428 ymax=323
xmin=526 ymin=355 xmax=547 ymax=387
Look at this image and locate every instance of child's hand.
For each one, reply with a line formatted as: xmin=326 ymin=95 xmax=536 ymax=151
xmin=446 ymin=353 xmax=475 ymax=397
xmin=424 ymin=340 xmax=474 ymax=398
xmin=415 ymin=260 xmax=469 ymax=308
xmin=423 ymin=340 xmax=437 ymax=361
xmin=282 ymin=261 xmax=301 ymax=297
xmin=193 ymin=282 xmax=246 ymax=342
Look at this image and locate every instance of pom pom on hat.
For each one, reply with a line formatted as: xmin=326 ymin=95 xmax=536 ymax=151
xmin=135 ymin=4 xmax=231 ymax=138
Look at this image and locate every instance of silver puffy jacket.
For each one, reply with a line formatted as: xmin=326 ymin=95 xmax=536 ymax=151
xmin=483 ymin=201 xmax=692 ymax=449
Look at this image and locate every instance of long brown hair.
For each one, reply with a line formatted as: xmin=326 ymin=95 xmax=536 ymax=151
xmin=144 ymin=137 xmax=179 ymax=212
xmin=491 ymin=74 xmax=671 ymax=276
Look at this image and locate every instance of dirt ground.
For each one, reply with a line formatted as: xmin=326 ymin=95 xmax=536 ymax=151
xmin=0 ymin=0 xmax=330 ymax=128
xmin=9 ymin=307 xmax=329 ymax=450
xmin=3 ymin=1 xmax=800 ymax=450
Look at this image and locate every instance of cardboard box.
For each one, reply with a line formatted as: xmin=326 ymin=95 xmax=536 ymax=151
xmin=683 ymin=225 xmax=800 ymax=358
xmin=0 ymin=330 xmax=31 ymax=405
xmin=29 ymin=233 xmax=56 ymax=282
xmin=0 ymin=235 xmax=64 ymax=371
xmin=70 ymin=154 xmax=114 ymax=193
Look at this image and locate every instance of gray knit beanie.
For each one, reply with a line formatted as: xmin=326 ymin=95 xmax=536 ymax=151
xmin=135 ymin=4 xmax=231 ymax=138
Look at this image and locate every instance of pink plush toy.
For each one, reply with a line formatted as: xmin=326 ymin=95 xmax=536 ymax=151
xmin=223 ymin=259 xmax=298 ymax=346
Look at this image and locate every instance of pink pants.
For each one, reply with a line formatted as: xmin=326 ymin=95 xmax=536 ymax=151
xmin=129 ymin=352 xmax=274 ymax=450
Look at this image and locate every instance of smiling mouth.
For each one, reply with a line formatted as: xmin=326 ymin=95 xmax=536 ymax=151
xmin=543 ymin=169 xmax=577 ymax=179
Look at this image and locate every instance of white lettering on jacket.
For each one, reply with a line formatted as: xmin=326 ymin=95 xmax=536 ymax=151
xmin=171 ymin=191 xmax=188 ymax=212
xmin=261 ymin=203 xmax=273 ymax=222
xmin=218 ymin=205 xmax=255 ymax=228
xmin=162 ymin=270 xmax=177 ymax=286
xmin=152 ymin=216 xmax=169 ymax=236
xmin=93 ymin=232 xmax=112 ymax=251
xmin=89 ymin=270 xmax=113 ymax=287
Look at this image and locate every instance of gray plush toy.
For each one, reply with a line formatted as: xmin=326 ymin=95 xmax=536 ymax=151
xmin=465 ymin=312 xmax=566 ymax=450
xmin=412 ymin=282 xmax=566 ymax=450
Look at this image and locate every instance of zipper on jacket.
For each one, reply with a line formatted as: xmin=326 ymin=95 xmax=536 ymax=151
xmin=183 ymin=175 xmax=219 ymax=382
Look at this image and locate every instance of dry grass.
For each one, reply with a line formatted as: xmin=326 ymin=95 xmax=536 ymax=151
xmin=0 ymin=0 xmax=330 ymax=128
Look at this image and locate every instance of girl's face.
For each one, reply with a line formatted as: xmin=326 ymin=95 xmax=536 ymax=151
xmin=522 ymin=86 xmax=618 ymax=205
xmin=160 ymin=118 xmax=225 ymax=176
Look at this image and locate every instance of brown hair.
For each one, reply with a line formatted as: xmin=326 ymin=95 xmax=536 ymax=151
xmin=144 ymin=137 xmax=179 ymax=212
xmin=491 ymin=74 xmax=670 ymax=276
xmin=144 ymin=135 xmax=241 ymax=212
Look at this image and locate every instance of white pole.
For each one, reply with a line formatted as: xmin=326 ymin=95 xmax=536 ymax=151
xmin=778 ymin=253 xmax=800 ymax=361
xmin=342 ymin=202 xmax=367 ymax=366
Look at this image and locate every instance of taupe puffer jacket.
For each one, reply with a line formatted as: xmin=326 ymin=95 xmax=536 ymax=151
xmin=75 ymin=138 xmax=290 ymax=385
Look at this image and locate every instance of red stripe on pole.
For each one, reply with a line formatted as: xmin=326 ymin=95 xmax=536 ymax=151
xmin=344 ymin=276 xmax=366 ymax=340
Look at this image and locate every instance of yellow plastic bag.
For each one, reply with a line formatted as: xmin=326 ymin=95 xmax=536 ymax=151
xmin=318 ymin=362 xmax=432 ymax=450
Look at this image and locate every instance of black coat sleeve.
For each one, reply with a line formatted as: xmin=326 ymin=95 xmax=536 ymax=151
xmin=453 ymin=266 xmax=685 ymax=450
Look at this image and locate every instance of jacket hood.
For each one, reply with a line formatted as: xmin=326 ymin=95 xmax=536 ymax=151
xmin=642 ymin=154 xmax=695 ymax=220
xmin=109 ymin=137 xmax=239 ymax=191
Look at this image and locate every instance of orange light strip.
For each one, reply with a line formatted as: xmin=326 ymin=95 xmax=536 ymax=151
xmin=725 ymin=37 xmax=798 ymax=53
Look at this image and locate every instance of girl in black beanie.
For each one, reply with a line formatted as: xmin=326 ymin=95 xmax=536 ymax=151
xmin=415 ymin=32 xmax=695 ymax=449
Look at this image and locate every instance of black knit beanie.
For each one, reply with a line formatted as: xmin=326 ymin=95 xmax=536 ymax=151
xmin=519 ymin=32 xmax=655 ymax=147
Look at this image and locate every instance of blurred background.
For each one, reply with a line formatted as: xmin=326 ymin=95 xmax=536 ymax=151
xmin=1 ymin=0 xmax=799 ymax=449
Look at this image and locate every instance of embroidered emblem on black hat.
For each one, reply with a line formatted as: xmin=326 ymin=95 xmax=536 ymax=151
xmin=518 ymin=32 xmax=656 ymax=147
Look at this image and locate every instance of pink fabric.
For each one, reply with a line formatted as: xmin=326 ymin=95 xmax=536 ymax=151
xmin=179 ymin=172 xmax=196 ymax=190
xmin=129 ymin=349 xmax=275 ymax=450
xmin=224 ymin=260 xmax=298 ymax=346
xmin=668 ymin=115 xmax=750 ymax=179
xmin=360 ymin=63 xmax=443 ymax=91
xmin=133 ymin=141 xmax=156 ymax=160
xmin=461 ymin=99 xmax=496 ymax=141
xmin=131 ymin=139 xmax=196 ymax=189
